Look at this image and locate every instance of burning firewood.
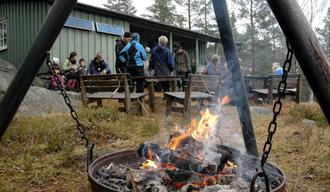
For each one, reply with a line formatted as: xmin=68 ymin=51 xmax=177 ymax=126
xmin=126 ymin=169 xmax=168 ymax=192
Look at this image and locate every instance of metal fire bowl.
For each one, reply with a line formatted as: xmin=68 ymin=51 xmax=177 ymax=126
xmin=88 ymin=149 xmax=286 ymax=192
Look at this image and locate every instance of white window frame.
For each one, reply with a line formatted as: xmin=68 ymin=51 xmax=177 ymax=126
xmin=0 ymin=18 xmax=7 ymax=51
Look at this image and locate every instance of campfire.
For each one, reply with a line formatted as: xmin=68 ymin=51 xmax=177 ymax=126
xmin=89 ymin=98 xmax=285 ymax=192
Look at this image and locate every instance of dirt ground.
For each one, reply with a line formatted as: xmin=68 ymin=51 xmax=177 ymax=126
xmin=0 ymin=97 xmax=329 ymax=191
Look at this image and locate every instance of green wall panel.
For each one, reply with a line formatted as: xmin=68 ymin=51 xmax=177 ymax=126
xmin=51 ymin=9 xmax=131 ymax=73
xmin=0 ymin=1 xmax=48 ymax=69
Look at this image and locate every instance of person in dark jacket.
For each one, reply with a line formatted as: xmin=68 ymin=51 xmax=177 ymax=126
xmin=149 ymin=35 xmax=175 ymax=92
xmin=119 ymin=33 xmax=147 ymax=93
xmin=115 ymin=32 xmax=132 ymax=73
xmin=88 ymin=53 xmax=111 ymax=75
xmin=173 ymin=43 xmax=191 ymax=90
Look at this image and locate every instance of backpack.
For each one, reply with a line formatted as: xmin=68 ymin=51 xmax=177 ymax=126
xmin=126 ymin=43 xmax=137 ymax=66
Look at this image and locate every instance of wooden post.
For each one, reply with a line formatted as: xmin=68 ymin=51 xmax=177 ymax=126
xmin=147 ymin=81 xmax=155 ymax=112
xmin=195 ymin=38 xmax=199 ymax=72
xmin=124 ymin=74 xmax=131 ymax=113
xmin=169 ymin=32 xmax=173 ymax=53
xmin=267 ymin=0 xmax=330 ymax=123
xmin=212 ymin=0 xmax=258 ymax=156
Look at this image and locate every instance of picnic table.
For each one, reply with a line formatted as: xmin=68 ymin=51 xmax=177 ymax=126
xmin=144 ymin=75 xmax=182 ymax=112
xmin=125 ymin=75 xmax=182 ymax=112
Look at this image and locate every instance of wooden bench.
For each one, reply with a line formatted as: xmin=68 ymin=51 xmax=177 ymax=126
xmin=164 ymin=74 xmax=221 ymax=115
xmin=80 ymin=74 xmax=147 ymax=114
xmin=250 ymin=74 xmax=301 ymax=104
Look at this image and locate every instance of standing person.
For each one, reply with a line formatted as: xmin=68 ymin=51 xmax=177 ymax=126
xmin=173 ymin=43 xmax=191 ymax=90
xmin=144 ymin=47 xmax=153 ymax=76
xmin=272 ymin=62 xmax=283 ymax=75
xmin=119 ymin=33 xmax=147 ymax=93
xmin=149 ymin=35 xmax=175 ymax=92
xmin=89 ymin=53 xmax=111 ymax=75
xmin=115 ymin=32 xmax=132 ymax=73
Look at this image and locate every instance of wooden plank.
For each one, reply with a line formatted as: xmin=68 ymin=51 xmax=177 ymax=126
xmin=164 ymin=92 xmax=214 ymax=102
xmin=85 ymin=86 xmax=126 ymax=93
xmin=81 ymin=74 xmax=128 ymax=80
xmin=190 ymin=75 xmax=221 ymax=81
xmin=251 ymin=89 xmax=278 ymax=95
xmin=83 ymin=80 xmax=125 ymax=86
xmin=87 ymin=92 xmax=146 ymax=99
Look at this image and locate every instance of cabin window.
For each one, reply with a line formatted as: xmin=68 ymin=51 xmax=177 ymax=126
xmin=0 ymin=18 xmax=7 ymax=51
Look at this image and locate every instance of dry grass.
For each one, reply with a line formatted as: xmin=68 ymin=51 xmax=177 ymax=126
xmin=0 ymin=100 xmax=329 ymax=191
xmin=252 ymin=101 xmax=330 ymax=192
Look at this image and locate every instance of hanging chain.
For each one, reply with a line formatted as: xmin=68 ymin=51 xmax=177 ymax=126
xmin=46 ymin=52 xmax=90 ymax=148
xmin=250 ymin=40 xmax=294 ymax=192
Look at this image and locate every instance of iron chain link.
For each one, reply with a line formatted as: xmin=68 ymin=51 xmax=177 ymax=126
xmin=250 ymin=40 xmax=294 ymax=192
xmin=46 ymin=53 xmax=90 ymax=148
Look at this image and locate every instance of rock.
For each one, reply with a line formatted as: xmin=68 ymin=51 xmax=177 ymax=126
xmin=0 ymin=59 xmax=16 ymax=92
xmin=17 ymin=86 xmax=79 ymax=116
xmin=249 ymin=106 xmax=272 ymax=116
xmin=0 ymin=59 xmax=49 ymax=94
xmin=302 ymin=119 xmax=316 ymax=127
xmin=0 ymin=59 xmax=71 ymax=116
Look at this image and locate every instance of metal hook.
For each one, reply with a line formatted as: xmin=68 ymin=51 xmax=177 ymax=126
xmin=250 ymin=171 xmax=271 ymax=192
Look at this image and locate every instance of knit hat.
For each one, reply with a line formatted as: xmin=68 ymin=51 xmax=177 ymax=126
xmin=123 ymin=32 xmax=132 ymax=38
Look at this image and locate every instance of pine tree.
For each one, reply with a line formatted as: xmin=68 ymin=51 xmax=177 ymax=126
xmin=143 ymin=0 xmax=185 ymax=27
xmin=232 ymin=0 xmax=279 ymax=75
xmin=174 ymin=0 xmax=199 ymax=29
xmin=317 ymin=7 xmax=330 ymax=62
xmin=104 ymin=0 xmax=137 ymax=15
xmin=193 ymin=0 xmax=218 ymax=35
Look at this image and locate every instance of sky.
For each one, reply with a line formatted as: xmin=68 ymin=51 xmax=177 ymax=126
xmin=78 ymin=0 xmax=330 ymax=28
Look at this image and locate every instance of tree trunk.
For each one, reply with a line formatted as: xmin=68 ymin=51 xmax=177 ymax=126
xmin=328 ymin=24 xmax=330 ymax=61
xmin=188 ymin=0 xmax=191 ymax=29
xmin=272 ymin=27 xmax=276 ymax=62
xmin=250 ymin=0 xmax=256 ymax=75
xmin=204 ymin=0 xmax=208 ymax=33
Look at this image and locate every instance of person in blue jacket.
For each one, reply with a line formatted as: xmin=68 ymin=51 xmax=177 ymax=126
xmin=272 ymin=62 xmax=283 ymax=75
xmin=119 ymin=33 xmax=147 ymax=93
xmin=88 ymin=52 xmax=111 ymax=75
xmin=149 ymin=35 xmax=175 ymax=92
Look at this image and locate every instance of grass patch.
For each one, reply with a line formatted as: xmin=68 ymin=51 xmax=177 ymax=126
xmin=0 ymin=101 xmax=329 ymax=191
xmin=288 ymin=102 xmax=328 ymax=127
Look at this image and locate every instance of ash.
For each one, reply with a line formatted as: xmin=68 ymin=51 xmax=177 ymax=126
xmin=95 ymin=163 xmax=266 ymax=192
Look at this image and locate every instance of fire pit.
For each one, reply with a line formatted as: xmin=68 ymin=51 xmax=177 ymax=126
xmin=88 ymin=108 xmax=285 ymax=192
xmin=88 ymin=149 xmax=285 ymax=192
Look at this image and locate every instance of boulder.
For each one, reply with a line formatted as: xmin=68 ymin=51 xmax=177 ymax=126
xmin=18 ymin=86 xmax=79 ymax=116
xmin=0 ymin=59 xmax=73 ymax=116
xmin=0 ymin=59 xmax=49 ymax=93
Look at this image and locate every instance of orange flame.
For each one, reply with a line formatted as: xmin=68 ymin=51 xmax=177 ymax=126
xmin=140 ymin=159 xmax=158 ymax=169
xmin=219 ymin=95 xmax=231 ymax=105
xmin=223 ymin=160 xmax=237 ymax=173
xmin=167 ymin=109 xmax=219 ymax=150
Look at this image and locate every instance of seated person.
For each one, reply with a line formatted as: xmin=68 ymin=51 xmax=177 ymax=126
xmin=272 ymin=62 xmax=283 ymax=75
xmin=62 ymin=51 xmax=78 ymax=74
xmin=78 ymin=58 xmax=88 ymax=75
xmin=62 ymin=51 xmax=79 ymax=91
xmin=203 ymin=55 xmax=221 ymax=75
xmin=88 ymin=53 xmax=111 ymax=75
